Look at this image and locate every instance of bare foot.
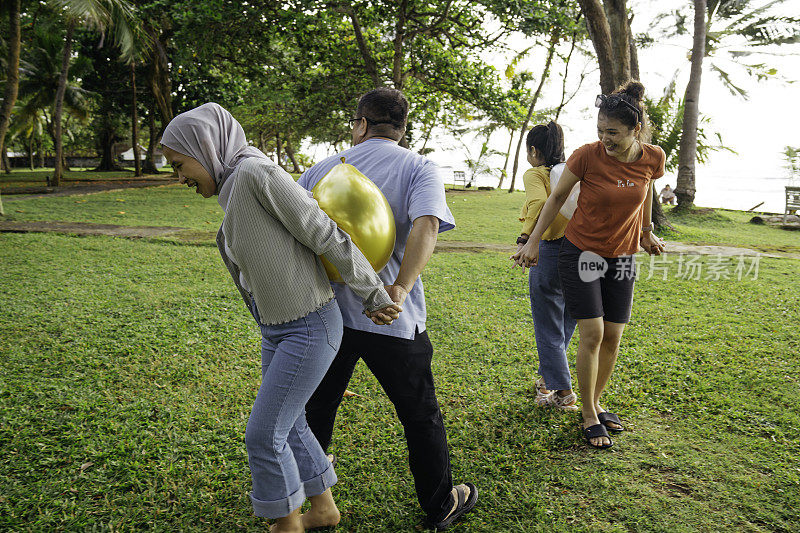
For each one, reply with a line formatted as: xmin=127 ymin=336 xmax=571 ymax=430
xmin=302 ymin=488 xmax=340 ymax=530
xmin=301 ymin=506 xmax=340 ymax=529
xmin=269 ymin=510 xmax=304 ymax=533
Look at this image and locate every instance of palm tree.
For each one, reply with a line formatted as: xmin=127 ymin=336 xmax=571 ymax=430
xmin=16 ymin=23 xmax=90 ymax=177
xmin=50 ymin=0 xmax=138 ymax=186
xmin=649 ymin=0 xmax=800 ymax=207
xmin=675 ymin=0 xmax=707 ymax=209
xmin=0 ymin=0 xmax=21 ymax=174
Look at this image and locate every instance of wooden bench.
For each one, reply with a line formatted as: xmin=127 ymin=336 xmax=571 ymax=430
xmin=453 ymin=170 xmax=467 ymax=189
xmin=786 ymin=186 xmax=800 ymax=223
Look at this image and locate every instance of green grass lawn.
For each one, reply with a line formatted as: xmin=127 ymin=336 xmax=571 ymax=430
xmin=1 ymin=184 xmax=800 ymax=531
xmin=1 ymin=233 xmax=798 ymax=531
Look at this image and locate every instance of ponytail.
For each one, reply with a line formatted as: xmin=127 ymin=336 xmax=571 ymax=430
xmin=525 ymin=121 xmax=565 ymax=168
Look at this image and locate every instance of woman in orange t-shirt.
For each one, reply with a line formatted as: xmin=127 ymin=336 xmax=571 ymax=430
xmin=512 ymin=81 xmax=665 ymax=449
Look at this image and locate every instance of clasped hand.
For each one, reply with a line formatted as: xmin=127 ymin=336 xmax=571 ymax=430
xmin=510 ymin=239 xmax=540 ymax=271
xmin=640 ymin=232 xmax=666 ymax=255
xmin=364 ymin=284 xmax=408 ymax=325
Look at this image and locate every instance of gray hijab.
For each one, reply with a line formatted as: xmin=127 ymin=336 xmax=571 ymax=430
xmin=161 ymin=103 xmax=268 ymax=208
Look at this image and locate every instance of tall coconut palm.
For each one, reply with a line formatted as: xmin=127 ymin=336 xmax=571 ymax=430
xmin=0 ymin=0 xmax=21 ymax=214
xmin=649 ymin=0 xmax=800 ymax=207
xmin=50 ymin=0 xmax=138 ymax=186
xmin=675 ymin=0 xmax=707 ymax=209
xmin=16 ymin=23 xmax=90 ymax=175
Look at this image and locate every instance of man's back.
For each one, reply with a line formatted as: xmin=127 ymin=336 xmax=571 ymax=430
xmin=298 ymin=138 xmax=454 ymax=339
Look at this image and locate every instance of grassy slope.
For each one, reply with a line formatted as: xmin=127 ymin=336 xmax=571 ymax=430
xmin=1 ymin=229 xmax=799 ymax=531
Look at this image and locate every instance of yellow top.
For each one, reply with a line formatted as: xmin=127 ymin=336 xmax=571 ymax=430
xmin=519 ymin=166 xmax=569 ymax=240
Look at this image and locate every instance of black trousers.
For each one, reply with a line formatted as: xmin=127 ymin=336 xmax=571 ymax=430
xmin=305 ymin=326 xmax=453 ymax=522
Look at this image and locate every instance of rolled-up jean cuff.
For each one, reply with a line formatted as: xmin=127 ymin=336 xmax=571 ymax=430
xmin=250 ymin=486 xmax=307 ymax=519
xmin=543 ymin=381 xmax=571 ymax=391
xmin=303 ymin=463 xmax=338 ymax=498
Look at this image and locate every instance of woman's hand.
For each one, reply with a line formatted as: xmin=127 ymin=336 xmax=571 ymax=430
xmin=511 ymin=239 xmax=540 ymax=269
xmin=365 ymin=303 xmax=403 ymax=325
xmin=640 ymin=232 xmax=665 ymax=255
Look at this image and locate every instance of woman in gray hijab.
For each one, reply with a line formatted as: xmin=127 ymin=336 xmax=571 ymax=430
xmin=161 ymin=103 xmax=401 ymax=532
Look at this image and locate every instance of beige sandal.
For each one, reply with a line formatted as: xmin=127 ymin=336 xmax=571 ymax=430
xmin=546 ymin=390 xmax=578 ymax=411
xmin=534 ymin=377 xmax=552 ymax=406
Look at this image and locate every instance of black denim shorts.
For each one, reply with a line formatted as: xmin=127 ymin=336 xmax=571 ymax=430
xmin=557 ymin=238 xmax=636 ymax=323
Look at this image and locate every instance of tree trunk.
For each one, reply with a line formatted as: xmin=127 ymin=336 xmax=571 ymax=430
xmin=275 ymin=132 xmax=284 ymax=169
xmin=146 ymin=26 xmax=173 ymax=125
xmin=94 ymin=116 xmax=123 ymax=171
xmin=1 ymin=149 xmax=10 ymax=172
xmin=605 ymin=0 xmax=631 ymax=86
xmin=499 ymin=130 xmax=514 ymax=188
xmin=392 ymin=0 xmax=407 ymax=89
xmin=52 ymin=19 xmax=76 ymax=187
xmin=675 ymin=0 xmax=706 ymax=210
xmin=348 ymin=6 xmax=381 ymax=88
xmin=579 ymin=0 xmax=617 ymax=94
xmin=29 ymin=133 xmax=35 ymax=170
xmin=131 ymin=62 xmax=141 ymax=176
xmin=650 ymin=184 xmax=672 ymax=229
xmin=509 ymin=29 xmax=559 ymax=193
xmin=142 ymin=110 xmax=159 ymax=174
xmin=37 ymin=135 xmax=44 ymax=168
xmin=627 ymin=13 xmax=640 ymax=80
xmin=284 ymin=136 xmax=301 ymax=173
xmin=0 ymin=0 xmax=21 ymax=205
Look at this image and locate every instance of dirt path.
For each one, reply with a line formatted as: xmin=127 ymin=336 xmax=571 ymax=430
xmin=2 ymin=176 xmax=175 ymax=201
xmin=2 ymin=219 xmax=798 ymax=259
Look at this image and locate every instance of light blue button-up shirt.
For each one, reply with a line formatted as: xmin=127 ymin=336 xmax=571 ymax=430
xmin=298 ymin=138 xmax=456 ymax=339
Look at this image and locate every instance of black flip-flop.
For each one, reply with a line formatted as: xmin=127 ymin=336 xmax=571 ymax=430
xmin=429 ymin=482 xmax=478 ymax=531
xmin=598 ymin=412 xmax=625 ymax=433
xmin=584 ymin=423 xmax=614 ymax=449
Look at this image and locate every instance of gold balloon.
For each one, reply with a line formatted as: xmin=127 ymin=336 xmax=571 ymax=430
xmin=312 ymin=157 xmax=396 ymax=282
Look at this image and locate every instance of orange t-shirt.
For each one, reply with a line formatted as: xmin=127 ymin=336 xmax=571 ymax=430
xmin=565 ymin=141 xmax=665 ymax=257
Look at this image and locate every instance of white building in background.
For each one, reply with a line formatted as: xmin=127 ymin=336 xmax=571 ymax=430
xmin=120 ymin=145 xmax=166 ymax=168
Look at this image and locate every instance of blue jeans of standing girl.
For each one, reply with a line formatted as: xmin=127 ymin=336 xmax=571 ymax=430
xmin=247 ymin=298 xmax=342 ymax=518
xmin=529 ymin=237 xmax=577 ymax=391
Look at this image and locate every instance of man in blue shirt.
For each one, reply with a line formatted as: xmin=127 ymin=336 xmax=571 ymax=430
xmin=299 ymin=88 xmax=477 ymax=530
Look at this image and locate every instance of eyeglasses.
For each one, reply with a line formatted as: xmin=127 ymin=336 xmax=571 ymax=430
xmin=595 ymin=94 xmax=640 ymax=123
xmin=348 ymin=116 xmax=394 ymax=128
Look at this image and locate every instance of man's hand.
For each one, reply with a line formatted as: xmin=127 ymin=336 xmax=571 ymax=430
xmin=384 ymin=284 xmax=410 ymax=306
xmin=640 ymin=232 xmax=665 ymax=255
xmin=365 ymin=303 xmax=403 ymax=325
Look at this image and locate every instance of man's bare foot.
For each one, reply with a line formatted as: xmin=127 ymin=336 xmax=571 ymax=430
xmin=302 ymin=489 xmax=340 ymax=529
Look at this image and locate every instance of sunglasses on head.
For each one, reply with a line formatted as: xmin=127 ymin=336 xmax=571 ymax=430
xmin=595 ymin=94 xmax=640 ymax=123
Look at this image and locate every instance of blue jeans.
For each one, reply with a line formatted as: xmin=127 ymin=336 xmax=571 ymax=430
xmin=247 ymin=298 xmax=342 ymax=518
xmin=529 ymin=237 xmax=577 ymax=391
